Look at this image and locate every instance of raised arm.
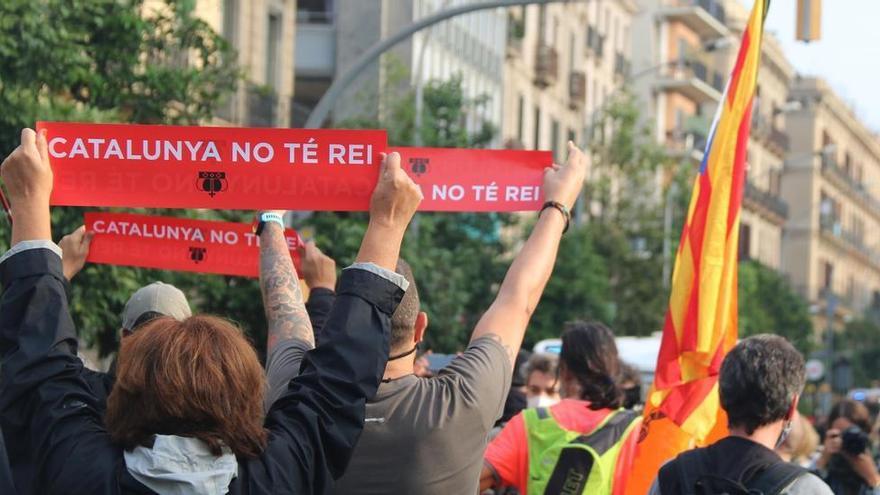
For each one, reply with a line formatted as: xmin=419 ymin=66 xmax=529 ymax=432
xmin=259 ymin=210 xmax=314 ymax=352
xmin=254 ymin=152 xmax=422 ymax=493
xmin=59 ymin=225 xmax=94 ymax=281
xmin=470 ymin=142 xmax=587 ymax=365
xmin=301 ymin=241 xmax=338 ymax=341
xmin=0 ymin=130 xmax=119 ymax=494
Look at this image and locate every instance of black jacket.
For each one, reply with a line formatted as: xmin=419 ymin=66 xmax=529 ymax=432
xmin=0 ymin=248 xmax=402 ymax=494
xmin=306 ymin=287 xmax=336 ymax=346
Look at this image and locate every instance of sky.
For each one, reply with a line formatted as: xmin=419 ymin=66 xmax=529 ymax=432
xmin=741 ymin=0 xmax=880 ymax=133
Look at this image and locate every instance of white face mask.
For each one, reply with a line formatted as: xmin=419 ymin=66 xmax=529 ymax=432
xmin=527 ymin=394 xmax=560 ymax=409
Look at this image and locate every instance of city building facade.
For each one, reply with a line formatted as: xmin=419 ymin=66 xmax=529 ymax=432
xmin=191 ymin=0 xmax=297 ymax=127
xmin=782 ymin=77 xmax=880 ymax=323
xmin=293 ymin=0 xmax=506 ymax=141
xmin=500 ymin=1 xmax=638 ymax=162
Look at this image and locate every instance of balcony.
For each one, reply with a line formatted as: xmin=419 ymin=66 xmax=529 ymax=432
xmin=295 ymin=23 xmax=336 ymax=78
xmin=614 ymin=52 xmax=631 ymax=79
xmin=819 ymin=217 xmax=880 ymax=268
xmin=751 ymin=113 xmax=790 ymax=156
xmin=820 ymin=156 xmax=880 ymax=218
xmin=659 ymin=0 xmax=730 ymax=39
xmin=656 ymin=59 xmax=723 ymax=104
xmin=534 ymin=45 xmax=559 ymax=88
xmin=743 ymin=181 xmax=789 ymax=224
xmin=569 ymin=71 xmax=586 ymax=110
xmin=247 ymin=86 xmax=277 ymax=127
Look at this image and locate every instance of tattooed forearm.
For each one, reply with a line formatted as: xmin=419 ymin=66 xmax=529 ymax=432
xmin=260 ymin=224 xmax=314 ymax=352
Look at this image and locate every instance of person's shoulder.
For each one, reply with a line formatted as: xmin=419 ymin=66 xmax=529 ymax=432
xmin=784 ymin=471 xmax=833 ymax=495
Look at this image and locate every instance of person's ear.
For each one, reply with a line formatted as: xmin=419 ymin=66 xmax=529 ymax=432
xmin=413 ymin=312 xmax=428 ymax=344
xmin=786 ymin=394 xmax=800 ymax=421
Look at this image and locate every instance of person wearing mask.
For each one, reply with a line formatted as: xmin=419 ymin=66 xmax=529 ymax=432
xmin=327 ymin=142 xmax=588 ymax=495
xmin=650 ymin=335 xmax=831 ymax=495
xmin=815 ymin=400 xmax=880 ymax=494
xmin=524 ymin=353 xmax=560 ymax=409
xmin=0 ymin=129 xmax=421 ymax=494
xmin=480 ymin=321 xmax=641 ymax=495
xmin=619 ymin=363 xmax=643 ymax=410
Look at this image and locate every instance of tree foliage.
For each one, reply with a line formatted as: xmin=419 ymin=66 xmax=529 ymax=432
xmin=737 ymin=260 xmax=814 ymax=353
xmin=0 ymin=0 xmax=245 ymax=356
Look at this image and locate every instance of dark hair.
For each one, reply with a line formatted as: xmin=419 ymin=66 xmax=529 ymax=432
xmin=828 ymin=399 xmax=871 ymax=433
xmin=719 ymin=334 xmax=805 ymax=435
xmin=560 ymin=321 xmax=623 ymax=410
xmin=619 ymin=363 xmax=642 ymax=387
xmin=106 ymin=315 xmax=268 ymax=458
xmin=390 ymin=259 xmax=419 ymax=350
xmin=525 ymin=353 xmax=558 ymax=381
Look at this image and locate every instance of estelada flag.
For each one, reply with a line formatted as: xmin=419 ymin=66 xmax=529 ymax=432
xmin=624 ymin=1 xmax=769 ymax=492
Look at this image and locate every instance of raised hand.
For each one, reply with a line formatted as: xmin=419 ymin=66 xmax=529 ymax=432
xmin=300 ymin=241 xmax=336 ymax=291
xmin=59 ymin=226 xmax=95 ymax=281
xmin=542 ymin=141 xmax=587 ymax=210
xmin=357 ymin=152 xmax=423 ymax=271
xmin=368 ymin=152 xmax=423 ymax=231
xmin=1 ymin=129 xmax=53 ymax=243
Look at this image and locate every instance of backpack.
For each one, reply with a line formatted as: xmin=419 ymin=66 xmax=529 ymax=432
xmin=674 ymin=448 xmax=808 ymax=495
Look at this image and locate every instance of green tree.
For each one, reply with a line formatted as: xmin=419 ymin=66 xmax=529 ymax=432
xmin=528 ymin=225 xmax=612 ymax=346
xmin=839 ymin=316 xmax=880 ymax=387
xmin=737 ymin=260 xmax=814 ymax=353
xmin=582 ymin=91 xmax=678 ymax=336
xmin=0 ymin=0 xmax=246 ymax=355
xmin=309 ymin=66 xmax=507 ymax=353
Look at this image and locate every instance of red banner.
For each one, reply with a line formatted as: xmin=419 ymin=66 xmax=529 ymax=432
xmin=85 ymin=212 xmax=302 ymax=278
xmin=392 ymin=147 xmax=551 ymax=211
xmin=41 ymin=122 xmax=386 ymax=211
xmin=38 ymin=123 xmax=551 ymax=212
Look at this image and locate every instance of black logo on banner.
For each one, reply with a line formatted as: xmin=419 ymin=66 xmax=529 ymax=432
xmin=189 ymin=247 xmax=207 ymax=264
xmin=409 ymin=157 xmax=429 ymax=177
xmin=198 ymin=171 xmax=228 ymax=197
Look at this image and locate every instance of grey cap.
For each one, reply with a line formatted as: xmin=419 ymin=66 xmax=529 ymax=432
xmin=122 ymin=282 xmax=192 ymax=331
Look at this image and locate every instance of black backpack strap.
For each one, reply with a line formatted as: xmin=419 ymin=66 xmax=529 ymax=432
xmin=746 ymin=462 xmax=807 ymax=495
xmin=657 ymin=448 xmax=713 ymax=495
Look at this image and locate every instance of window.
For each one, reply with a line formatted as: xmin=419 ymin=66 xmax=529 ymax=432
xmin=222 ymin=0 xmax=238 ymax=46
xmin=265 ymin=12 xmax=282 ymax=89
xmin=297 ymin=0 xmax=333 ymax=23
xmin=738 ymin=223 xmax=751 ymax=260
xmin=517 ymin=95 xmax=525 ymax=144
xmin=768 ymin=168 xmax=781 ymax=195
xmin=823 ymin=261 xmax=834 ymax=291
xmin=533 ymin=106 xmax=541 ymax=150
xmin=677 ymin=38 xmax=688 ymax=66
xmin=551 ymin=119 xmax=560 ymax=162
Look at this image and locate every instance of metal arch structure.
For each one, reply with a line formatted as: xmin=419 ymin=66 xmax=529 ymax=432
xmin=304 ymin=0 xmax=575 ymax=129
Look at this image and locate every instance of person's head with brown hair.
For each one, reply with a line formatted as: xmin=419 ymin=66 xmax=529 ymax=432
xmin=828 ymin=399 xmax=872 ymax=433
xmin=559 ymin=321 xmax=624 ymax=410
xmin=105 ymin=315 xmax=268 ymax=458
xmin=388 ymin=259 xmax=428 ymax=357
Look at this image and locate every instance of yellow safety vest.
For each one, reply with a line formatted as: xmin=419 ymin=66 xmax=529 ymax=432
xmin=523 ymin=407 xmax=639 ymax=495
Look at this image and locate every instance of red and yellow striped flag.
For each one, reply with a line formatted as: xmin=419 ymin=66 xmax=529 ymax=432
xmin=624 ymin=1 xmax=769 ymax=493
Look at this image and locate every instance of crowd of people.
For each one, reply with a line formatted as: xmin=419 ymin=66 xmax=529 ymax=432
xmin=0 ymin=128 xmax=877 ymax=494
